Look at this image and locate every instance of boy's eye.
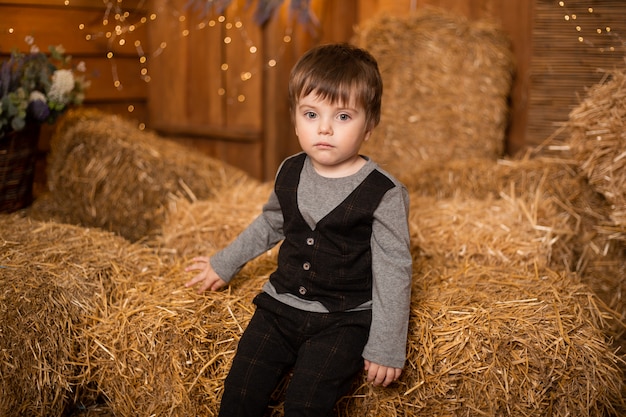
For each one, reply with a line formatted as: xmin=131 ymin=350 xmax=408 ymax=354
xmin=338 ymin=113 xmax=351 ymax=121
xmin=304 ymin=111 xmax=317 ymax=119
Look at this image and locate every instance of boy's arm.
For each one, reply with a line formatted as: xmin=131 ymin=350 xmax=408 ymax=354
xmin=185 ymin=190 xmax=284 ymax=292
xmin=362 ymin=183 xmax=412 ymax=371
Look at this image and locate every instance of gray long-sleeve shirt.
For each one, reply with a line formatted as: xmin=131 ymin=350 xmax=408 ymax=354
xmin=211 ymin=153 xmax=412 ymax=368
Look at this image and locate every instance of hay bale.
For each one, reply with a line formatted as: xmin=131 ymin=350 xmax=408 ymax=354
xmin=0 ymin=213 xmax=160 ymax=417
xmin=353 ymin=8 xmax=514 ymax=176
xmin=339 ymin=260 xmax=625 ymax=417
xmin=567 ymin=68 xmax=626 ymax=231
xmin=409 ymin=193 xmax=567 ymax=269
xmin=398 ymin=156 xmax=576 ymax=200
xmin=402 ymin=157 xmax=597 ymax=263
xmin=153 ymin=179 xmax=274 ymax=260
xmin=29 ymin=109 xmax=251 ymax=242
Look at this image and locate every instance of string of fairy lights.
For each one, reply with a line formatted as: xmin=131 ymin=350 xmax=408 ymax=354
xmin=557 ymin=1 xmax=624 ymax=53
xmin=75 ymin=0 xmax=308 ymax=107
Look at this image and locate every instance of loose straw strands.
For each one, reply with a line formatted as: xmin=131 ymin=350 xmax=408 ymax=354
xmin=29 ymin=108 xmax=251 ymax=242
xmin=353 ymin=8 xmax=514 ymax=176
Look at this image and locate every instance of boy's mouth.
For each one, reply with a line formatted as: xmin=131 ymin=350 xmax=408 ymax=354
xmin=314 ymin=142 xmax=333 ymax=149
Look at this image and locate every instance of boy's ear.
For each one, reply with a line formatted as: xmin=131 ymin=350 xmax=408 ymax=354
xmin=363 ymin=129 xmax=372 ymax=142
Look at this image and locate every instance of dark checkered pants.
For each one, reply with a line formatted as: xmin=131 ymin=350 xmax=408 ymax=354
xmin=218 ymin=292 xmax=372 ymax=417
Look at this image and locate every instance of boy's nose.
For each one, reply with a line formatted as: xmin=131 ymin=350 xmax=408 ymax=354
xmin=318 ymin=121 xmax=333 ymax=135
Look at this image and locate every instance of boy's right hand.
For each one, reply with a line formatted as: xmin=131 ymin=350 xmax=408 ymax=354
xmin=185 ymin=256 xmax=227 ymax=293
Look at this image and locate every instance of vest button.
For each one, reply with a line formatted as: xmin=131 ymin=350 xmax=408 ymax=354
xmin=303 ymin=262 xmax=311 ymax=270
xmin=306 ymin=237 xmax=314 ymax=245
xmin=299 ymin=286 xmax=307 ymax=295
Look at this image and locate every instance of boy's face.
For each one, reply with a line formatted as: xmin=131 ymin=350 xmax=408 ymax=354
xmin=294 ymin=92 xmax=372 ymax=178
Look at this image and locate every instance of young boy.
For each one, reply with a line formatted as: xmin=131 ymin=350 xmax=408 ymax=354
xmin=185 ymin=43 xmax=412 ymax=417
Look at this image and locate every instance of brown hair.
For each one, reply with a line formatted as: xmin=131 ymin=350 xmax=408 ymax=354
xmin=288 ymin=43 xmax=383 ymax=130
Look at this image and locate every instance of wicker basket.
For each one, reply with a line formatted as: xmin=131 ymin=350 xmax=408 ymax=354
xmin=0 ymin=124 xmax=40 ymax=212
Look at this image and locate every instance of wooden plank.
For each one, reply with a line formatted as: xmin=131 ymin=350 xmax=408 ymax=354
xmin=152 ymin=123 xmax=260 ymax=142
xmin=0 ymin=0 xmax=146 ymax=10
xmin=261 ymin=1 xmax=318 ymax=180
xmin=147 ymin=0 xmax=190 ymax=128
xmin=169 ymin=135 xmax=264 ymax=179
xmin=315 ymin=0 xmax=358 ymax=43
xmin=184 ymin=9 xmax=226 ymax=126
xmin=495 ymin=0 xmax=534 ymax=156
xmin=224 ymin=0 xmax=262 ymax=130
xmin=0 ymin=4 xmax=148 ymax=56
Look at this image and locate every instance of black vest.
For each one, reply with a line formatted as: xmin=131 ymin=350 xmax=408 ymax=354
xmin=269 ymin=153 xmax=395 ymax=312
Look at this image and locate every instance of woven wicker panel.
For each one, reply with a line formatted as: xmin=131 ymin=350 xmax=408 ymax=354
xmin=0 ymin=125 xmax=40 ymax=212
xmin=527 ymin=0 xmax=626 ymax=144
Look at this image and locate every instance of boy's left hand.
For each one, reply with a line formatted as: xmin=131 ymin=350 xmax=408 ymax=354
xmin=364 ymin=360 xmax=402 ymax=387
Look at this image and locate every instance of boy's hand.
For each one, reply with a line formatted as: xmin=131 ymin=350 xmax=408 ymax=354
xmin=185 ymin=256 xmax=227 ymax=293
xmin=364 ymin=360 xmax=402 ymax=387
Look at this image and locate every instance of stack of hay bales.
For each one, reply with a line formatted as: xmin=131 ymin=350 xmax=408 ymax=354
xmin=29 ymin=108 xmax=252 ymax=242
xmin=2 ymin=204 xmax=624 ymax=417
xmin=401 ymin=155 xmax=622 ymax=318
xmin=353 ymin=8 xmax=515 ymax=177
xmin=353 ymin=7 xmax=625 ymax=340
